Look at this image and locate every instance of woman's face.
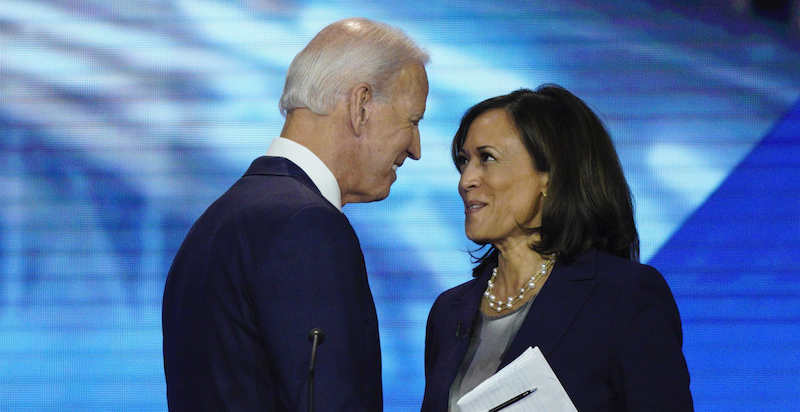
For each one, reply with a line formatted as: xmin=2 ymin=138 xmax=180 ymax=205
xmin=456 ymin=109 xmax=548 ymax=250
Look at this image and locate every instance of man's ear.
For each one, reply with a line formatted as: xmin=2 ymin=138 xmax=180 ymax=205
xmin=349 ymin=82 xmax=372 ymax=136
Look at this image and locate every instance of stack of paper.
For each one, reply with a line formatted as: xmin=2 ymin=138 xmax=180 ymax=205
xmin=456 ymin=346 xmax=577 ymax=412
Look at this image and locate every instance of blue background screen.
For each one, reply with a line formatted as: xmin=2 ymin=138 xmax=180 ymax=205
xmin=1 ymin=0 xmax=799 ymax=410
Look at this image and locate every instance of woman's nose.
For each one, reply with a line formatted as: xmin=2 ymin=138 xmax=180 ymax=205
xmin=459 ymin=162 xmax=479 ymax=193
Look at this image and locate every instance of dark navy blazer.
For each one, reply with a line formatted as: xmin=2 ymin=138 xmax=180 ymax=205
xmin=422 ymin=249 xmax=693 ymax=411
xmin=163 ymin=156 xmax=382 ymax=411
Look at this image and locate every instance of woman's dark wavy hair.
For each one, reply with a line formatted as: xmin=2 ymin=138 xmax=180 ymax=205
xmin=452 ymin=85 xmax=639 ymax=273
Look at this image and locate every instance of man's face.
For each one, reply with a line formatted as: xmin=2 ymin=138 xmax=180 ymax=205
xmin=346 ymin=63 xmax=429 ymax=203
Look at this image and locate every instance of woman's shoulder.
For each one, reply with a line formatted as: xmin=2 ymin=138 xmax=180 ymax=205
xmin=429 ymin=268 xmax=490 ymax=316
xmin=589 ymin=249 xmax=675 ymax=297
xmin=436 ymin=275 xmax=484 ymax=302
xmin=591 ymin=249 xmax=661 ymax=276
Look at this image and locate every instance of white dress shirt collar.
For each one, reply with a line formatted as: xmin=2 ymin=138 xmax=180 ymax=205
xmin=266 ymin=137 xmax=342 ymax=211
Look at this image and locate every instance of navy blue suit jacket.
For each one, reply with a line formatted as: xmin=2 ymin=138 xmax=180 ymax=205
xmin=422 ymin=249 xmax=692 ymax=411
xmin=163 ymin=156 xmax=382 ymax=411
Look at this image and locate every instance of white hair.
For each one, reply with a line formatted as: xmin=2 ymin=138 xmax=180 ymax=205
xmin=279 ymin=18 xmax=430 ymax=116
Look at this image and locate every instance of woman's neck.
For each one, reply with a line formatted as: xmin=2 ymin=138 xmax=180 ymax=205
xmin=482 ymin=236 xmax=554 ymax=315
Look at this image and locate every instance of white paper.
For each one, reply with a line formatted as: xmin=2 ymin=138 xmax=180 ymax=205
xmin=456 ymin=346 xmax=577 ymax=412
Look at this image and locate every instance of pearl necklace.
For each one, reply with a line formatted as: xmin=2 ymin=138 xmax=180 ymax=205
xmin=484 ymin=259 xmax=555 ymax=312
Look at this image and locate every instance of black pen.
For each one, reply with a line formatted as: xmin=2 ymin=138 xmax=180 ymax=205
xmin=487 ymin=388 xmax=537 ymax=412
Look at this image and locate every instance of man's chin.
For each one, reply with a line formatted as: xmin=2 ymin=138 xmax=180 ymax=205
xmin=370 ymin=189 xmax=391 ymax=203
xmin=348 ymin=187 xmax=391 ymax=204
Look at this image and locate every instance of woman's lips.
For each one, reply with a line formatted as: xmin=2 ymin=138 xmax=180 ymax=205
xmin=465 ymin=201 xmax=485 ymax=215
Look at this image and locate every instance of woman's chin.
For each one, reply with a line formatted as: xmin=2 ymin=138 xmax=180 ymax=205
xmin=465 ymin=233 xmax=491 ymax=245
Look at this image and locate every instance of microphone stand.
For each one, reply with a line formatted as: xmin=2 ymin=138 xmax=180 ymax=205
xmin=308 ymin=328 xmax=325 ymax=412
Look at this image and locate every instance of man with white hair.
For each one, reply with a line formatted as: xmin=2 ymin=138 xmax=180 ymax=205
xmin=162 ymin=17 xmax=429 ymax=411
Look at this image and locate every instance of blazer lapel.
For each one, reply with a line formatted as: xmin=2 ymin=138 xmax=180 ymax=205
xmin=435 ymin=269 xmax=490 ymax=393
xmin=500 ymin=249 xmax=598 ymax=368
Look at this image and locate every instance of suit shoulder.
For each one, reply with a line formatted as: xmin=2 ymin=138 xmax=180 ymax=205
xmin=239 ymin=173 xmax=330 ymax=209
xmin=593 ymin=251 xmax=662 ymax=280
xmin=591 ymin=251 xmax=675 ymax=303
xmin=182 ymin=174 xmax=342 ymax=252
xmin=214 ymin=173 xmax=336 ymax=222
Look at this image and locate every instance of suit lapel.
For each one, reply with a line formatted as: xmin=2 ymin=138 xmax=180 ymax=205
xmin=434 ymin=269 xmax=490 ymax=394
xmin=500 ymin=249 xmax=598 ymax=368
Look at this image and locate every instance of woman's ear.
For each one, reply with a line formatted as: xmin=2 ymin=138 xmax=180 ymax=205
xmin=349 ymin=82 xmax=372 ymax=136
xmin=540 ymin=172 xmax=549 ymax=197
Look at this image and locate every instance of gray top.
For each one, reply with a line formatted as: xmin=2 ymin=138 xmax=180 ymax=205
xmin=448 ymin=297 xmax=535 ymax=411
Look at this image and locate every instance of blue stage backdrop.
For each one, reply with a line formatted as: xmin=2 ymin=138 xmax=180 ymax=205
xmin=1 ymin=0 xmax=799 ymax=410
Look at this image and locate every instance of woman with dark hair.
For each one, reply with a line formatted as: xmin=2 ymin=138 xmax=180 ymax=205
xmin=422 ymin=85 xmax=693 ymax=411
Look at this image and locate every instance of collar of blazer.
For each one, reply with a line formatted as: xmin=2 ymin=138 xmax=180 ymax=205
xmin=244 ymin=156 xmax=325 ymax=199
xmin=446 ymin=248 xmax=599 ymax=371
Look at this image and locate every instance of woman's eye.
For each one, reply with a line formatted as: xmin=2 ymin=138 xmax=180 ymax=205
xmin=480 ymin=153 xmax=496 ymax=162
xmin=456 ymin=155 xmax=468 ymax=165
